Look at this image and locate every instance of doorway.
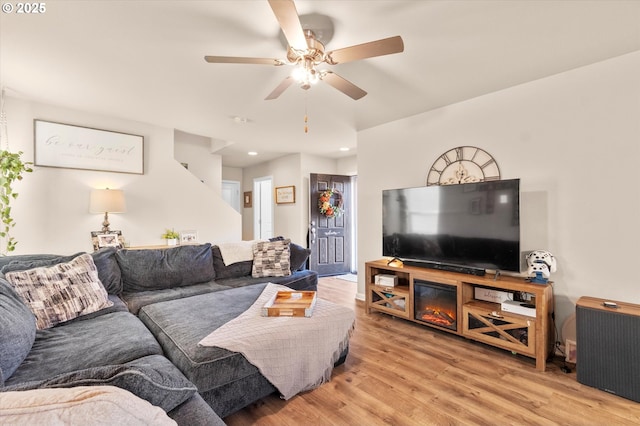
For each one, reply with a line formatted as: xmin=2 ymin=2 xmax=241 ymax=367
xmin=253 ymin=177 xmax=273 ymax=240
xmin=309 ymin=173 xmax=355 ymax=276
xmin=221 ymin=180 xmax=241 ymax=213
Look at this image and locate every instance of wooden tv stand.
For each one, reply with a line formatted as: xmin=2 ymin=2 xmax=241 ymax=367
xmin=365 ymin=259 xmax=555 ymax=371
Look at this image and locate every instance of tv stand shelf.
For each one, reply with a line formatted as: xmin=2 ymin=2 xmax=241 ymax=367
xmin=365 ymin=259 xmax=554 ymax=371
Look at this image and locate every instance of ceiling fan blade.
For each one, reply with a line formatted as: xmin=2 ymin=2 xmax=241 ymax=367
xmin=205 ymin=56 xmax=284 ymax=66
xmin=268 ymin=0 xmax=308 ymax=51
xmin=321 ymin=71 xmax=367 ymax=100
xmin=325 ymin=35 xmax=404 ymax=65
xmin=265 ymin=76 xmax=295 ymax=100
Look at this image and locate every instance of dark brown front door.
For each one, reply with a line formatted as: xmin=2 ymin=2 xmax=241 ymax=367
xmin=309 ymin=173 xmax=352 ymax=276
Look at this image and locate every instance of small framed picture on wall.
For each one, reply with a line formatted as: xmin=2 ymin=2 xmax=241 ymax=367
xmin=275 ymin=185 xmax=295 ymax=204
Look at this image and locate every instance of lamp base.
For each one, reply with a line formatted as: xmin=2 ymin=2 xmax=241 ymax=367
xmin=102 ymin=212 xmax=111 ymax=233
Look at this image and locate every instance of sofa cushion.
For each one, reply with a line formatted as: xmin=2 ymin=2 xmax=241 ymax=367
xmin=168 ymin=392 xmax=225 ymax=426
xmin=4 ymin=254 xmax=113 ymax=330
xmin=138 ymin=284 xmax=270 ymax=396
xmin=216 ymin=269 xmax=318 ymax=292
xmin=0 ymin=386 xmax=178 ymax=426
xmin=3 ymin=355 xmax=197 ymax=413
xmin=91 ymin=247 xmax=123 ymax=295
xmin=0 ymin=252 xmax=84 ymax=275
xmin=252 ymin=239 xmax=291 ymax=278
xmin=0 ymin=253 xmax=66 ymax=270
xmin=5 ymin=311 xmax=163 ymax=386
xmin=117 ymin=244 xmax=215 ymax=293
xmin=211 ymin=245 xmax=252 ymax=279
xmin=122 ymin=280 xmax=231 ymax=315
xmin=0 ymin=278 xmax=36 ymax=386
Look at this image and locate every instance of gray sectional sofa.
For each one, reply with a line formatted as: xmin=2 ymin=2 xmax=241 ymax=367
xmin=0 ymin=239 xmax=320 ymax=424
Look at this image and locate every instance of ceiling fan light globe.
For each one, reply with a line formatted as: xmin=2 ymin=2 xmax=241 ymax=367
xmin=291 ymin=66 xmax=306 ymax=82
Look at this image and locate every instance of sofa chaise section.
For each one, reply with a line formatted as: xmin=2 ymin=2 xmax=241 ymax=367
xmin=0 ymin=249 xmax=223 ymax=424
xmin=138 ymin=283 xmax=277 ymax=418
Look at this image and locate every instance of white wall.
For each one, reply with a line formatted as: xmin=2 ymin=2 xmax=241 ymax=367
xmin=222 ymin=166 xmax=243 ymax=184
xmin=5 ymin=97 xmax=241 ymax=254
xmin=242 ymin=154 xmax=300 ymax=242
xmin=173 ymin=129 xmax=222 ymax=194
xmin=336 ymin=155 xmax=357 ymax=176
xmin=241 ymin=153 xmax=346 ymax=245
xmin=357 ymin=51 xmax=640 ymax=329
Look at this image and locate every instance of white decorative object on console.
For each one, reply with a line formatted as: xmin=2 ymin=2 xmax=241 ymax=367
xmin=526 ymin=250 xmax=557 ymax=284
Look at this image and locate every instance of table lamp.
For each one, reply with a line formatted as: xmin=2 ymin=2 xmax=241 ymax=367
xmin=89 ymin=188 xmax=126 ymax=232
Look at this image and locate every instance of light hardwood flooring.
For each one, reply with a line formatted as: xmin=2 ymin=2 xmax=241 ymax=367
xmin=224 ymin=276 xmax=640 ymax=425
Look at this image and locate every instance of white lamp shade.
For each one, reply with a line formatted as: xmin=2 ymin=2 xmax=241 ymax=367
xmin=89 ymin=189 xmax=126 ymax=214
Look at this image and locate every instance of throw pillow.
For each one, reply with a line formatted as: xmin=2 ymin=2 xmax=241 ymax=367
xmin=116 ymin=244 xmax=214 ymax=293
xmin=252 ymin=239 xmax=291 ymax=278
xmin=269 ymin=237 xmax=310 ymax=271
xmin=0 ymin=278 xmax=36 ymax=386
xmin=289 ymin=243 xmax=311 ymax=271
xmin=4 ymin=254 xmax=113 ymax=330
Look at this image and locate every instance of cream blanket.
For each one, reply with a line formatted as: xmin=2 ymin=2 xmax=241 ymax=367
xmin=0 ymin=386 xmax=176 ymax=426
xmin=217 ymin=240 xmax=261 ymax=265
xmin=198 ymin=283 xmax=355 ymax=400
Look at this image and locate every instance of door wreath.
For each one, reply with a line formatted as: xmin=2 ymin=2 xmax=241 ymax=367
xmin=318 ymin=188 xmax=343 ymax=218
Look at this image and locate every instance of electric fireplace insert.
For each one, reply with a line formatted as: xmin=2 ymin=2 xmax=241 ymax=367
xmin=414 ymin=279 xmax=457 ymax=331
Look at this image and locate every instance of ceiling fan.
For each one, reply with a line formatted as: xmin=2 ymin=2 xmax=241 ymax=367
xmin=204 ymin=0 xmax=404 ymax=100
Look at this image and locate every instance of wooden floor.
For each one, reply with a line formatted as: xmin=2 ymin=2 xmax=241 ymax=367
xmin=224 ymin=276 xmax=640 ymax=425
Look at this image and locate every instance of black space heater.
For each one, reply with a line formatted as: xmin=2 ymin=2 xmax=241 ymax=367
xmin=576 ymin=296 xmax=640 ymax=403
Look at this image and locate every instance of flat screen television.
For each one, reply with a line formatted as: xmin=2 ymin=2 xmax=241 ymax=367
xmin=382 ymin=179 xmax=520 ymax=275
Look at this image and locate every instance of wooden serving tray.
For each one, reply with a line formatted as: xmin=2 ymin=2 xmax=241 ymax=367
xmin=262 ymin=291 xmax=317 ymax=317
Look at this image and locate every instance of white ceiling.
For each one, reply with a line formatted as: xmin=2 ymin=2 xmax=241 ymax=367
xmin=2 ymin=1 xmax=639 ymax=168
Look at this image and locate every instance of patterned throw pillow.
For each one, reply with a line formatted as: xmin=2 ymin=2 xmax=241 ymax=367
xmin=252 ymin=239 xmax=292 ymax=278
xmin=4 ymin=254 xmax=113 ymax=330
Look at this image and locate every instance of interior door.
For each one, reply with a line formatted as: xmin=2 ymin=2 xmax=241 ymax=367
xmin=309 ymin=173 xmax=352 ymax=276
xmin=253 ymin=177 xmax=273 ymax=240
xmin=221 ymin=180 xmax=241 ymax=213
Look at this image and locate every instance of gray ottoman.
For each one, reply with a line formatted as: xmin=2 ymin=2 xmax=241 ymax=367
xmin=138 ymin=284 xmax=349 ymax=418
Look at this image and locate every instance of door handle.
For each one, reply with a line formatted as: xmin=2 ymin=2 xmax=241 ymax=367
xmin=309 ymin=222 xmax=316 ymax=244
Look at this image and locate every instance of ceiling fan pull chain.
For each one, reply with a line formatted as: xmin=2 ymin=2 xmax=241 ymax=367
xmin=304 ymin=94 xmax=309 ymax=134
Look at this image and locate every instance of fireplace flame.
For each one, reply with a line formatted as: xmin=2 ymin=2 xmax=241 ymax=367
xmin=421 ymin=306 xmax=456 ymax=327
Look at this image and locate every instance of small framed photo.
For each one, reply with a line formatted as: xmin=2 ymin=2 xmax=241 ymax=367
xmin=180 ymin=230 xmax=198 ymax=244
xmin=244 ymin=191 xmax=252 ymax=208
xmin=91 ymin=230 xmax=125 ymax=251
xmin=275 ymin=185 xmax=295 ymax=204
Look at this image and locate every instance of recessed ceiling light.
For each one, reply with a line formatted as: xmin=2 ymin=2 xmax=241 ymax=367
xmin=339 ymin=147 xmax=350 ymax=152
xmin=248 ymin=151 xmax=258 ymax=156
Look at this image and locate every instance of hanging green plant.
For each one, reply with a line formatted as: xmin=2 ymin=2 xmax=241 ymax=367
xmin=0 ymin=150 xmax=33 ymax=253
